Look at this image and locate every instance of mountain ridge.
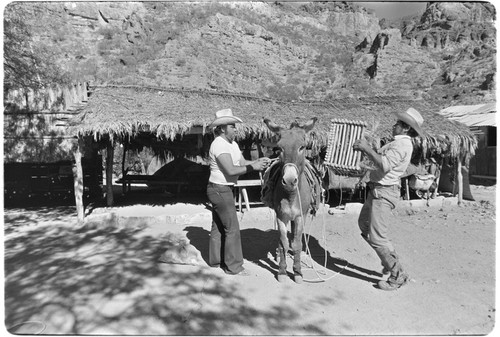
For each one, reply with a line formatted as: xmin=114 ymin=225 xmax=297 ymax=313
xmin=4 ymin=1 xmax=496 ymax=107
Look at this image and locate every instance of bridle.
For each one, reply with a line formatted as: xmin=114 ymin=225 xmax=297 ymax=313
xmin=282 ymin=162 xmax=300 ymax=178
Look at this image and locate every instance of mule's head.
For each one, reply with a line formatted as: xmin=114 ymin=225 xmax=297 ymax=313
xmin=263 ymin=117 xmax=317 ymax=191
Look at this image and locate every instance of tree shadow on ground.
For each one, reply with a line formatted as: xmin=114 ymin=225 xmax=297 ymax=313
xmin=4 ymin=216 xmax=327 ymax=335
xmin=4 ymin=206 xmax=77 ymax=235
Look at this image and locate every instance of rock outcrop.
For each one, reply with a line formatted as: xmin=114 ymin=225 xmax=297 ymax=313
xmin=350 ymin=2 xmax=496 ymax=102
xmin=404 ymin=2 xmax=495 ymax=51
xmin=371 ymin=29 xmax=438 ymax=90
xmin=4 ymin=1 xmax=496 ymax=104
xmin=420 ymin=2 xmax=495 ymax=25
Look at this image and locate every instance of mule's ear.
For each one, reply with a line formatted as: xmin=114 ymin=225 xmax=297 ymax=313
xmin=290 ymin=120 xmax=300 ymax=129
xmin=302 ymin=117 xmax=318 ymax=133
xmin=263 ymin=118 xmax=282 ymax=134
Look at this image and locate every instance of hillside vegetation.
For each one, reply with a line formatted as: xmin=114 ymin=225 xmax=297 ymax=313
xmin=4 ymin=1 xmax=496 ymax=105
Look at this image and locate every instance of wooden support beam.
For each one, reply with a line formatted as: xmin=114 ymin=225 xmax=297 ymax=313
xmin=121 ymin=143 xmax=127 ymax=195
xmin=432 ymin=158 xmax=443 ymax=199
xmin=405 ymin=178 xmax=410 ymax=200
xmin=72 ymin=137 xmax=85 ymax=224
xmin=470 ymin=175 xmax=496 ymax=180
xmin=106 ymin=140 xmax=115 ymax=206
xmin=457 ymin=157 xmax=463 ymax=205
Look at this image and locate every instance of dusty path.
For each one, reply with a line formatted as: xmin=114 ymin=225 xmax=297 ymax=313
xmin=3 ymin=185 xmax=496 ymax=335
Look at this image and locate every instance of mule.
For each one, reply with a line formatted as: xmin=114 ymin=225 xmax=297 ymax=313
xmin=262 ymin=117 xmax=319 ymax=283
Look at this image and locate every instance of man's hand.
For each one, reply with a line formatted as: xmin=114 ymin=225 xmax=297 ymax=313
xmin=353 ymin=139 xmax=385 ymax=170
xmin=353 ymin=139 xmax=371 ymax=152
xmin=252 ymin=157 xmax=271 ymax=171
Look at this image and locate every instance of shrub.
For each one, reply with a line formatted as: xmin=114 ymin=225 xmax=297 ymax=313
xmin=175 ymin=59 xmax=186 ymax=67
xmin=97 ymin=26 xmax=119 ymax=40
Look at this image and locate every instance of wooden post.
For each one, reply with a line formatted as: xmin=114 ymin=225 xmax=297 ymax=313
xmin=121 ymin=143 xmax=127 ymax=195
xmin=106 ymin=140 xmax=115 ymax=206
xmin=456 ymin=156 xmax=463 ymax=205
xmin=242 ymin=188 xmax=250 ymax=211
xmin=405 ymin=178 xmax=410 ymax=200
xmin=72 ymin=137 xmax=85 ymax=224
xmin=432 ymin=158 xmax=443 ymax=199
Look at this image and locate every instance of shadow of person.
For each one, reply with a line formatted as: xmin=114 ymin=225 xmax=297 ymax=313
xmin=241 ymin=228 xmax=280 ymax=276
xmin=303 ymin=234 xmax=382 ymax=284
xmin=184 ymin=226 xmax=210 ymax=265
xmin=185 ymin=226 xmax=281 ymax=276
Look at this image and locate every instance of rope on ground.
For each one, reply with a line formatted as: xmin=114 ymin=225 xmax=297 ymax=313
xmin=265 ymin=162 xmax=349 ymax=283
xmin=298 ymin=183 xmax=349 ymax=283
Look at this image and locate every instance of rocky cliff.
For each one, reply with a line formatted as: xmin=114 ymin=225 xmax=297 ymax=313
xmin=4 ymin=1 xmax=496 ymax=105
xmin=399 ymin=2 xmax=496 ymax=102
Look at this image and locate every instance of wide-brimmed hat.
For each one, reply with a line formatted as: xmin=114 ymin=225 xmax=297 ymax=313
xmin=396 ymin=107 xmax=424 ymax=136
xmin=208 ymin=108 xmax=243 ymax=128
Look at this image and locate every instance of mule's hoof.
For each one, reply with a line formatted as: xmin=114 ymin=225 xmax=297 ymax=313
xmin=277 ymin=274 xmax=288 ymax=283
xmin=294 ymin=275 xmax=303 ymax=284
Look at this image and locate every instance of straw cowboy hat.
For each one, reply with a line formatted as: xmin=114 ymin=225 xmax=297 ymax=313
xmin=208 ymin=108 xmax=243 ymax=128
xmin=396 ymin=107 xmax=424 ymax=136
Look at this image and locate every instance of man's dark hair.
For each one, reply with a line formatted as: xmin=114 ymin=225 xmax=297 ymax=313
xmin=213 ymin=125 xmax=223 ymax=136
xmin=399 ymin=120 xmax=410 ymax=129
xmin=400 ymin=120 xmax=419 ymax=137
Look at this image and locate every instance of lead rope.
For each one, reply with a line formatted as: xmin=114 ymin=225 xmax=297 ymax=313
xmin=295 ymin=171 xmax=349 ymax=283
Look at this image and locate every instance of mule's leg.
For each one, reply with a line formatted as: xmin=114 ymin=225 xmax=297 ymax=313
xmin=276 ymin=218 xmax=289 ymax=282
xmin=291 ymin=217 xmax=304 ymax=283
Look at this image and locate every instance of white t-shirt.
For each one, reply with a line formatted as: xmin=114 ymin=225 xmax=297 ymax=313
xmin=208 ymin=136 xmax=243 ymax=185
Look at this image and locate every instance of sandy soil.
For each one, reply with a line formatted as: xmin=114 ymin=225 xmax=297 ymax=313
xmin=3 ymin=184 xmax=496 ymax=335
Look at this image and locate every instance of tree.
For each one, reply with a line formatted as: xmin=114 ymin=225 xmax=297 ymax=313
xmin=4 ymin=3 xmax=70 ymax=91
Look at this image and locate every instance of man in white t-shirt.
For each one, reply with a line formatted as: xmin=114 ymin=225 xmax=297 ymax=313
xmin=206 ymin=109 xmax=270 ymax=276
xmin=353 ymin=107 xmax=424 ymax=291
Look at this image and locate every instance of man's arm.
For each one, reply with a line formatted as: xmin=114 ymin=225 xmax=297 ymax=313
xmin=353 ymin=139 xmax=385 ymax=170
xmin=217 ymin=154 xmax=269 ymax=177
xmin=239 ymin=157 xmax=270 ymax=166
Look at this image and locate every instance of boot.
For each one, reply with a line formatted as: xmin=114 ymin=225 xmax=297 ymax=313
xmin=381 ymin=251 xmax=396 ymax=275
xmin=375 ymin=248 xmax=409 ymax=290
xmin=378 ymin=270 xmax=409 ymax=291
xmin=375 ymin=248 xmax=399 ymax=274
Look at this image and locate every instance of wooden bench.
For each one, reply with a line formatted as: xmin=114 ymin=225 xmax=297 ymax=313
xmin=234 ymin=178 xmax=263 ymax=212
xmin=116 ymin=175 xmax=189 ymax=195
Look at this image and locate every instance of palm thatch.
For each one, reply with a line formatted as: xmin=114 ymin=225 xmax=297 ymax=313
xmin=70 ymin=85 xmax=477 ymax=160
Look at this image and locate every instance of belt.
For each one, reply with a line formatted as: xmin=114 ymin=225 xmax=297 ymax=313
xmin=368 ymin=182 xmax=400 ymax=189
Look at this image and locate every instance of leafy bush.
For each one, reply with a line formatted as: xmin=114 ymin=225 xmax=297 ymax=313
xmin=97 ymin=26 xmax=119 ymax=40
xmin=175 ymin=59 xmax=186 ymax=67
xmin=4 ymin=3 xmax=71 ymax=89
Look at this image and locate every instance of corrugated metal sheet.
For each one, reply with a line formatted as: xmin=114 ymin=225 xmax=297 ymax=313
xmin=438 ymin=103 xmax=496 ymax=127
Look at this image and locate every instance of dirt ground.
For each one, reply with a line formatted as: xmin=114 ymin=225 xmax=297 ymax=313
xmin=3 ymin=184 xmax=496 ymax=335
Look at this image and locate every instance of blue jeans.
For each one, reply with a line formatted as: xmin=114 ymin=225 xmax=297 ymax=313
xmin=207 ymin=182 xmax=244 ymax=274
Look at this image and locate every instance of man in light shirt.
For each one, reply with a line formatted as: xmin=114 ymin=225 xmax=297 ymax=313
xmin=353 ymin=107 xmax=424 ymax=291
xmin=206 ymin=108 xmax=270 ymax=276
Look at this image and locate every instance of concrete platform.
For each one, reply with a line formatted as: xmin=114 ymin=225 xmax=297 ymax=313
xmin=84 ymin=195 xmax=461 ymax=228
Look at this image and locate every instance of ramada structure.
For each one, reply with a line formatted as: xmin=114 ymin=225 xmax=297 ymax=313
xmin=5 ymin=83 xmax=479 ymax=223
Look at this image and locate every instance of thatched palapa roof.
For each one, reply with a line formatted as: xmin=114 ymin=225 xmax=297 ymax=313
xmin=70 ymin=85 xmax=477 ymax=160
